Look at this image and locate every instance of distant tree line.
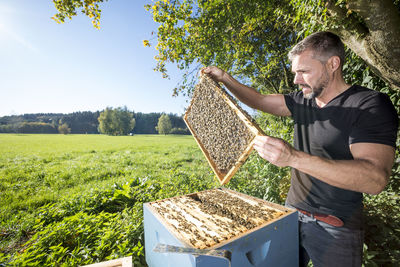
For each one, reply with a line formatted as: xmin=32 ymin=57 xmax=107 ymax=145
xmin=0 ymin=110 xmax=189 ymax=135
xmin=134 ymin=112 xmax=188 ymax=135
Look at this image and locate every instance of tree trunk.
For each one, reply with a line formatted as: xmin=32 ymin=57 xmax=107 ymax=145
xmin=326 ymin=0 xmax=400 ymax=91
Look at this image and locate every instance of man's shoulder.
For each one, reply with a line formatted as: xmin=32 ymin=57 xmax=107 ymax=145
xmin=344 ymin=85 xmax=391 ymax=107
xmin=285 ymin=90 xmax=307 ymax=103
xmin=346 ymin=84 xmax=377 ymax=96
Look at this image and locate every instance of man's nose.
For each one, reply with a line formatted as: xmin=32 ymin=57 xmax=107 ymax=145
xmin=293 ymin=73 xmax=303 ymax=84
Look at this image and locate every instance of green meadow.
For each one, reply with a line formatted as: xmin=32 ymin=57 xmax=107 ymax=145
xmin=0 ymin=134 xmax=211 ymax=216
xmin=0 ymin=134 xmax=220 ymax=266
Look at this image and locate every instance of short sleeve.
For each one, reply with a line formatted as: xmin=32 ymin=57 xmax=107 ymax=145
xmin=284 ymin=92 xmax=298 ymax=116
xmin=349 ymin=93 xmax=398 ymax=147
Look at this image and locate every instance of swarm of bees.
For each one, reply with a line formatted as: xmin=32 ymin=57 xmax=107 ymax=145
xmin=184 ymin=74 xmax=264 ymax=184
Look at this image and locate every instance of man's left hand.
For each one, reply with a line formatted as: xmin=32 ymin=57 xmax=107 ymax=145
xmin=253 ymin=136 xmax=295 ymax=167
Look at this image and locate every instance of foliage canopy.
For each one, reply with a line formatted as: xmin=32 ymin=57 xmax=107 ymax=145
xmin=58 ymin=122 xmax=71 ymax=134
xmin=98 ymin=106 xmax=135 ymax=136
xmin=156 ymin=114 xmax=172 ymax=135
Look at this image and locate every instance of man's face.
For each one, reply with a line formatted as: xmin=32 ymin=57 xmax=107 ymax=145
xmin=291 ymin=50 xmax=329 ymax=99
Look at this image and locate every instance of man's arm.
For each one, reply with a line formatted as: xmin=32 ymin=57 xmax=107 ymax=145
xmin=202 ymin=66 xmax=291 ymax=117
xmin=253 ymin=136 xmax=395 ymax=195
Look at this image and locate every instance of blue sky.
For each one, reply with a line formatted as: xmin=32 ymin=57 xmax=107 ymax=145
xmin=0 ymin=0 xmax=191 ymax=116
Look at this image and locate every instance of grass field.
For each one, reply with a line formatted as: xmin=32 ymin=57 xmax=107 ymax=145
xmin=0 ymin=134 xmax=210 ymax=216
xmin=0 ymin=134 xmax=219 ymax=266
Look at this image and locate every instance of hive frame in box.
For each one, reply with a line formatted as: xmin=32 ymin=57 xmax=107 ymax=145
xmin=184 ymin=74 xmax=265 ymax=185
xmin=144 ymin=188 xmax=299 ymax=267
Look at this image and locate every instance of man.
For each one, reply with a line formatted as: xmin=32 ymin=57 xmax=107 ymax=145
xmin=202 ymin=31 xmax=398 ymax=267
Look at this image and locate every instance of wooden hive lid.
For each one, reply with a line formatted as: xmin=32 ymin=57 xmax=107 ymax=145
xmin=184 ymin=74 xmax=265 ymax=184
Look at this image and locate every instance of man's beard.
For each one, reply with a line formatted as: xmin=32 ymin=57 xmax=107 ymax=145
xmin=303 ymin=86 xmax=321 ymax=100
xmin=301 ymin=71 xmax=329 ymax=100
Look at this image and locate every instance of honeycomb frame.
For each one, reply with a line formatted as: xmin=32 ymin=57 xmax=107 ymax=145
xmin=184 ymin=74 xmax=265 ymax=184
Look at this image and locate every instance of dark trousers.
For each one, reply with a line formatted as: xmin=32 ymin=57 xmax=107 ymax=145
xmin=298 ymin=212 xmax=364 ymax=267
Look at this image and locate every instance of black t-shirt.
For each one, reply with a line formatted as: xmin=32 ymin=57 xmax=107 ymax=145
xmin=284 ymin=85 xmax=398 ymax=223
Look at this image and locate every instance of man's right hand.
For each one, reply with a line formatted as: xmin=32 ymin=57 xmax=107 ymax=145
xmin=201 ymin=66 xmax=226 ymax=83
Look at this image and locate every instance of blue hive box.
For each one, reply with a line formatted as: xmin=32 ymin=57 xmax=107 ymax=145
xmin=144 ymin=188 xmax=298 ymax=267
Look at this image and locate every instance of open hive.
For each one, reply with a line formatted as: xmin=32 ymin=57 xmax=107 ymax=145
xmin=184 ymin=74 xmax=265 ymax=184
xmin=146 ymin=188 xmax=292 ymax=250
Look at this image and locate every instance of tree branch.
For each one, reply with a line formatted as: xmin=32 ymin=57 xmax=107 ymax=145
xmin=322 ymin=7 xmax=366 ymax=65
xmin=281 ymin=59 xmax=291 ymax=90
xmin=346 ymin=0 xmax=400 ymax=63
xmin=265 ymin=76 xmax=280 ymax=94
xmin=325 ymin=0 xmax=369 ymax=37
xmin=346 ymin=0 xmax=400 ymax=34
xmin=323 ymin=0 xmax=371 ymax=62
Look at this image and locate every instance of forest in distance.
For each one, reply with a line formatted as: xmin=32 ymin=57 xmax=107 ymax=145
xmin=0 ymin=110 xmax=189 ymax=135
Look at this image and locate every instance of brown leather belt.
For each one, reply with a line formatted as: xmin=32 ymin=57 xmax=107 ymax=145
xmin=297 ymin=209 xmax=344 ymax=227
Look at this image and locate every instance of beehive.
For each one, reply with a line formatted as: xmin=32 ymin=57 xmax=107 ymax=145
xmin=184 ymin=74 xmax=265 ymax=184
xmin=144 ymin=188 xmax=298 ymax=267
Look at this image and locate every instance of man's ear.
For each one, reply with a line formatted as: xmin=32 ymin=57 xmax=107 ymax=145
xmin=327 ymin=56 xmax=341 ymax=72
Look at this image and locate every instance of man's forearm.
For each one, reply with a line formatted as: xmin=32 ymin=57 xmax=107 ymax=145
xmin=290 ymin=150 xmax=390 ymax=195
xmin=203 ymin=66 xmax=290 ymax=116
xmin=220 ymin=72 xmax=264 ymax=110
xmin=220 ymin=72 xmax=290 ymax=116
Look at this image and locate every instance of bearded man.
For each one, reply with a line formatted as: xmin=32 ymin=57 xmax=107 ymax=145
xmin=203 ymin=31 xmax=398 ymax=267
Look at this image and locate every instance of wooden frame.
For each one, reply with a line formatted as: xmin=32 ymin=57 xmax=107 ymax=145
xmin=80 ymin=256 xmax=132 ymax=267
xmin=184 ymin=74 xmax=265 ymax=184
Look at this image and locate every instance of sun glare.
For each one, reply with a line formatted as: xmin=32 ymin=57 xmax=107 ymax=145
xmin=0 ymin=7 xmax=38 ymax=53
xmin=0 ymin=22 xmax=6 ymax=42
xmin=0 ymin=3 xmax=11 ymax=39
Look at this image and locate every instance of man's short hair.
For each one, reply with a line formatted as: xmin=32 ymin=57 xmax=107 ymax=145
xmin=288 ymin=31 xmax=345 ymax=68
